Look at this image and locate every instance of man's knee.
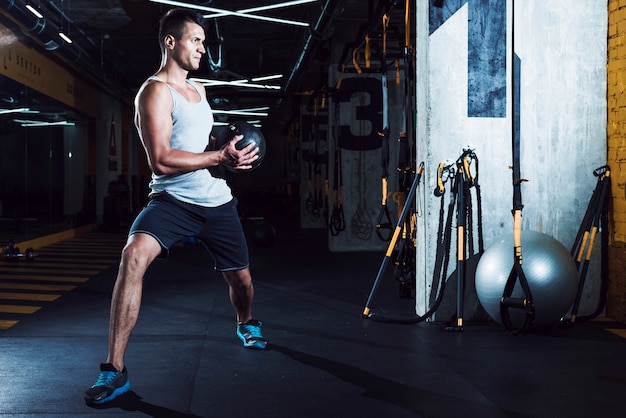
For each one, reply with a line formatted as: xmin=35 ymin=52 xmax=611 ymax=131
xmin=121 ymin=234 xmax=161 ymax=270
xmin=223 ymin=268 xmax=252 ymax=287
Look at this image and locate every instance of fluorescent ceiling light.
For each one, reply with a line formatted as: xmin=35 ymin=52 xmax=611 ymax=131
xmin=214 ymin=121 xmax=262 ymax=128
xmin=150 ymin=0 xmax=310 ymax=27
xmin=25 ymin=4 xmax=44 ymax=19
xmin=251 ymin=74 xmax=284 ymax=82
xmin=14 ymin=119 xmax=75 ymax=127
xmin=191 ymin=75 xmax=282 ymax=90
xmin=212 ymin=108 xmax=269 ymax=117
xmin=0 ymin=108 xmax=39 ymax=115
xmin=58 ymin=32 xmax=73 ymax=44
xmin=203 ymin=0 xmax=316 ymax=19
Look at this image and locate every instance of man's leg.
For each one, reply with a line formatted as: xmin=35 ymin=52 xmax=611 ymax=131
xmin=223 ymin=268 xmax=267 ymax=349
xmin=222 ymin=267 xmax=254 ymax=324
xmin=107 ymin=233 xmax=162 ymax=369
xmin=84 ymin=233 xmax=161 ymax=405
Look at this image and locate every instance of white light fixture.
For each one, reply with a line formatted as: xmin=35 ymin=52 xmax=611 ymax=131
xmin=25 ymin=4 xmax=44 ymax=19
xmin=149 ymin=0 xmax=310 ymax=27
xmin=14 ymin=119 xmax=75 ymax=127
xmin=191 ymin=74 xmax=282 ymax=90
xmin=193 ymin=79 xmax=282 ymax=90
xmin=251 ymin=74 xmax=284 ymax=82
xmin=0 ymin=108 xmax=39 ymax=115
xmin=212 ymin=107 xmax=270 ymax=117
xmin=58 ymin=32 xmax=73 ymax=44
xmin=202 ymin=0 xmax=317 ymax=19
xmin=214 ymin=121 xmax=263 ymax=128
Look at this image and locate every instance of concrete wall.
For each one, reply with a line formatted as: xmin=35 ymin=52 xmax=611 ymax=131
xmin=415 ymin=1 xmax=607 ymax=321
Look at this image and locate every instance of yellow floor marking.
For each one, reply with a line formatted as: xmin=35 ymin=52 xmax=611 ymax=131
xmin=5 ymin=262 xmax=112 ymax=269
xmin=0 ymin=267 xmax=101 ymax=275
xmin=0 ymin=292 xmax=61 ymax=302
xmin=0 ymin=282 xmax=76 ymax=291
xmin=0 ymin=275 xmax=89 ymax=283
xmin=0 ymin=305 xmax=41 ymax=314
xmin=39 ymin=248 xmax=120 ymax=254
xmin=44 ymin=247 xmax=120 ymax=252
xmin=605 ymin=329 xmax=626 ymax=339
xmin=0 ymin=320 xmax=19 ymax=329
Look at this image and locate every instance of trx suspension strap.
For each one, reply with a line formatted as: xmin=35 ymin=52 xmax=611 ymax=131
xmin=376 ymin=71 xmax=392 ymax=241
xmin=500 ymin=5 xmax=535 ymax=334
xmin=392 ymin=0 xmax=417 ymax=298
xmin=566 ymin=165 xmax=611 ymax=324
xmin=393 ymin=133 xmax=418 ymax=299
xmin=445 ymin=149 xmax=481 ymax=332
xmin=397 ymin=0 xmax=415 ymax=243
xmin=329 ymin=102 xmax=346 ymax=236
xmin=362 ymin=162 xmax=424 ymax=320
xmin=375 ymin=12 xmax=393 ymax=241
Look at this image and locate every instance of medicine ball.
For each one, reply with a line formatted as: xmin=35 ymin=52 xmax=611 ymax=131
xmin=215 ymin=121 xmax=266 ymax=171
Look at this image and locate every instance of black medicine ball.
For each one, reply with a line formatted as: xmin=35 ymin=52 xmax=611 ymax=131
xmin=215 ymin=121 xmax=266 ymax=172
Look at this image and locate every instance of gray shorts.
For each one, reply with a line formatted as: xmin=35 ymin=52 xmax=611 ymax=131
xmin=129 ymin=192 xmax=249 ymax=271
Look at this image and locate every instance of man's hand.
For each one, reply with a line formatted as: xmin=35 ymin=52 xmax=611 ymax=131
xmin=221 ymin=135 xmax=260 ymax=170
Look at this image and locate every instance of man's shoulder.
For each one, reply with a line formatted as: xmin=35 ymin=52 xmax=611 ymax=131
xmin=140 ymin=77 xmax=168 ymax=92
xmin=135 ymin=78 xmax=171 ymax=103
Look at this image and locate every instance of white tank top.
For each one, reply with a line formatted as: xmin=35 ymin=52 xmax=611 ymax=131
xmin=144 ymin=76 xmax=232 ymax=207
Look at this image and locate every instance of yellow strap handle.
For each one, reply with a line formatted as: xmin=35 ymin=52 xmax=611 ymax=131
xmin=513 ymin=209 xmax=523 ymax=261
xmin=381 ymin=177 xmax=388 ymax=205
xmin=335 ymin=64 xmax=346 ymax=89
xmin=382 ymin=14 xmax=390 ymax=56
xmin=405 ymin=0 xmax=411 ymax=48
xmin=395 ymin=59 xmax=401 ymax=85
xmin=365 ymin=35 xmax=371 ymax=68
xmin=352 ymin=49 xmax=362 ymax=74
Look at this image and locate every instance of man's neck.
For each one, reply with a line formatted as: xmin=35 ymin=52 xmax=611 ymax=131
xmin=155 ymin=61 xmax=190 ymax=86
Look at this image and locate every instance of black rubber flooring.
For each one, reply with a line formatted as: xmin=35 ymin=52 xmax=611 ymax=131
xmin=1 ymin=221 xmax=625 ymax=417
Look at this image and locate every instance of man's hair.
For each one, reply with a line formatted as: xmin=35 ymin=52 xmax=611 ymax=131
xmin=158 ymin=8 xmax=206 ymax=52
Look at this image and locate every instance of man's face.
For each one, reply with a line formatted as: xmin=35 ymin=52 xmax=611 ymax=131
xmin=173 ymin=21 xmax=206 ymax=71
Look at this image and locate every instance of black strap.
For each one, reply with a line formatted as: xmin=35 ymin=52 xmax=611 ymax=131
xmin=499 ymin=10 xmax=535 ymax=335
xmin=362 ymin=162 xmax=425 ymax=321
xmin=376 ymin=72 xmax=392 ymax=241
xmin=500 ymin=209 xmax=536 ymax=335
xmin=329 ymin=146 xmax=346 ymax=236
xmin=567 ymin=166 xmax=611 ymax=323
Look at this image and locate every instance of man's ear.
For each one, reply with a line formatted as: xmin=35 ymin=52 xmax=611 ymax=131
xmin=164 ymin=34 xmax=175 ymax=50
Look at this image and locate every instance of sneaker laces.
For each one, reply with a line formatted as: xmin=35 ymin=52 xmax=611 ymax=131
xmin=93 ymin=371 xmax=119 ymax=387
xmin=241 ymin=321 xmax=263 ymax=338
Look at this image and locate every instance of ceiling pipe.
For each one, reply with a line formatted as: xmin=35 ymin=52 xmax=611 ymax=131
xmin=0 ymin=0 xmax=49 ymax=38
xmin=282 ymin=0 xmax=344 ymax=95
xmin=0 ymin=0 xmax=104 ymax=78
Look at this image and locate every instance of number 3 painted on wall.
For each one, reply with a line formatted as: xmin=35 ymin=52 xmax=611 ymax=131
xmin=337 ymin=76 xmax=383 ymax=151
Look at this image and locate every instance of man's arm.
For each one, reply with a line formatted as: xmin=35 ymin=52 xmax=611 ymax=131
xmin=135 ymin=81 xmax=257 ymax=175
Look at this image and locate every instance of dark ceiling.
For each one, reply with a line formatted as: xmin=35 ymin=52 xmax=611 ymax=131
xmin=0 ymin=0 xmax=412 ymax=129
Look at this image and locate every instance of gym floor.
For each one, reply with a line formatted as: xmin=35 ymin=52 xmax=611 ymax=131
xmin=1 ymin=219 xmax=625 ymax=417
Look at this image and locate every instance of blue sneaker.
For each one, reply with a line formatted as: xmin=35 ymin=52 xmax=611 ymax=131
xmin=237 ymin=319 xmax=267 ymax=349
xmin=84 ymin=363 xmax=130 ymax=405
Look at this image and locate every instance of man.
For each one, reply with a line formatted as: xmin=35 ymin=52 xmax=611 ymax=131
xmin=84 ymin=9 xmax=267 ymax=406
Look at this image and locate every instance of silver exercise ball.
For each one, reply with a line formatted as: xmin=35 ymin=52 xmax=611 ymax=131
xmin=475 ymin=230 xmax=578 ymax=330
